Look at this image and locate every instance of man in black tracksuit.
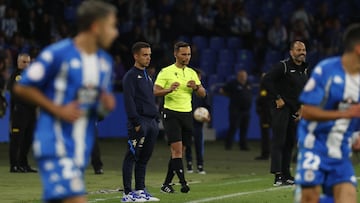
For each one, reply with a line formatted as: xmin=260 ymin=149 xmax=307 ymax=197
xmin=122 ymin=42 xmax=159 ymax=201
xmin=185 ymin=68 xmax=211 ymax=174
xmin=254 ymin=74 xmax=272 ymax=160
xmin=8 ymin=53 xmax=37 ymax=173
xmin=220 ymin=70 xmax=252 ymax=151
xmin=263 ymin=41 xmax=309 ymax=186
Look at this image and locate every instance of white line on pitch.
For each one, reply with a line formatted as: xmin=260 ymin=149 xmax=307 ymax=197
xmin=186 ymin=186 xmax=292 ymax=203
xmin=88 ymin=196 xmax=121 ymax=203
xmin=211 ymin=178 xmax=263 ymax=186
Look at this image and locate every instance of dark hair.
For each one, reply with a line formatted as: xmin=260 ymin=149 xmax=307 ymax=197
xmin=174 ymin=41 xmax=190 ymax=52
xmin=289 ymin=40 xmax=305 ymax=50
xmin=343 ymin=24 xmax=360 ymax=52
xmin=132 ymin=42 xmax=151 ymax=54
xmin=76 ymin=0 xmax=117 ymax=32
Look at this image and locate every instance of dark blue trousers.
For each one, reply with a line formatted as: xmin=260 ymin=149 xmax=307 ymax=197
xmin=122 ymin=117 xmax=158 ymax=194
xmin=185 ymin=124 xmax=204 ymax=167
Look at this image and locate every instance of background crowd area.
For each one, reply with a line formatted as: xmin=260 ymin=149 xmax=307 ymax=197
xmin=0 ymin=0 xmax=359 ymax=92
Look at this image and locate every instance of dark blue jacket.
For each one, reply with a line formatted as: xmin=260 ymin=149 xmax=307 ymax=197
xmin=123 ymin=66 xmax=158 ymax=126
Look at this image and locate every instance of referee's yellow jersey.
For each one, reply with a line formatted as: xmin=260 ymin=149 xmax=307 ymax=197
xmin=155 ymin=64 xmax=201 ymax=112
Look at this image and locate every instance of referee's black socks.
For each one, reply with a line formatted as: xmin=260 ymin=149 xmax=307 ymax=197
xmin=164 ymin=158 xmax=175 ymax=185
xmin=172 ymin=158 xmax=187 ymax=185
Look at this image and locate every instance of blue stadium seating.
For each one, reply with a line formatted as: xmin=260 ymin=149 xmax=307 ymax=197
xmin=236 ymin=49 xmax=253 ymax=68
xmin=226 ymin=37 xmax=242 ymax=50
xmin=199 ymin=60 xmax=216 ymax=75
xmin=200 ymin=49 xmax=217 ymax=65
xmin=192 ymin=35 xmax=208 ymax=50
xmin=216 ymin=62 xmax=234 ymax=81
xmin=234 ymin=62 xmax=251 ymax=72
xmin=218 ymin=49 xmax=235 ymax=64
xmin=178 ymin=35 xmax=191 ymax=43
xmin=209 ymin=36 xmax=225 ymax=50
xmin=264 ymin=50 xmax=282 ymax=66
xmin=280 ymin=1 xmax=295 ymax=24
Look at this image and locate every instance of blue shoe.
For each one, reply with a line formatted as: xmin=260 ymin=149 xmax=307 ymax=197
xmin=121 ymin=191 xmax=144 ymax=202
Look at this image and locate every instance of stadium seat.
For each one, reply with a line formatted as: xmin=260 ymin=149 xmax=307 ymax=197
xmin=178 ymin=35 xmax=191 ymax=43
xmin=226 ymin=75 xmax=236 ymax=82
xmin=192 ymin=36 xmax=208 ymax=50
xmin=199 ymin=60 xmax=216 ymax=75
xmin=234 ymin=63 xmax=251 ymax=72
xmin=226 ymin=37 xmax=242 ymax=49
xmin=200 ymin=49 xmax=217 ymax=65
xmin=207 ymin=74 xmax=219 ymax=90
xmin=209 ymin=36 xmax=225 ymax=50
xmin=216 ymin=62 xmax=234 ymax=80
xmin=218 ymin=49 xmax=235 ymax=64
xmin=236 ymin=49 xmax=253 ymax=68
xmin=264 ymin=50 xmax=282 ymax=66
xmin=280 ymin=1 xmax=295 ymax=24
xmin=306 ymin=50 xmax=319 ymax=70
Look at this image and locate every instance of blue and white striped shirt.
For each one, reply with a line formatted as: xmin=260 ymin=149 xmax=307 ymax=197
xmin=19 ymin=39 xmax=113 ymax=167
xmin=298 ymin=56 xmax=360 ymax=159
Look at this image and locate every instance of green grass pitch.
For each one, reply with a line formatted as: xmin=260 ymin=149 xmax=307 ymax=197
xmin=1 ymin=139 xmax=360 ymax=203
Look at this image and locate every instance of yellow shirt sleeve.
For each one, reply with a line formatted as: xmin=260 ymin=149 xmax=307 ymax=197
xmin=154 ymin=69 xmax=168 ymax=88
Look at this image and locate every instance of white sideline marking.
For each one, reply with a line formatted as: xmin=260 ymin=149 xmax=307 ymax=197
xmin=88 ymin=196 xmax=121 ymax=203
xmin=186 ymin=186 xmax=292 ymax=203
xmin=213 ymin=178 xmax=263 ymax=186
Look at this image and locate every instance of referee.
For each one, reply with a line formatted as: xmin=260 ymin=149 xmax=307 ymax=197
xmin=154 ymin=41 xmax=206 ymax=193
xmin=263 ymin=41 xmax=308 ymax=186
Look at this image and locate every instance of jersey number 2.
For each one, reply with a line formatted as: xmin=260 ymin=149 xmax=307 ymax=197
xmin=302 ymin=151 xmax=321 ymax=170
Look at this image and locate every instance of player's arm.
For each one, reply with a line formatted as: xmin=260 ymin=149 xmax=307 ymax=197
xmin=123 ymin=73 xmax=141 ymax=128
xmin=153 ymin=83 xmax=179 ymax=96
xmin=13 ymin=84 xmax=82 ymax=122
xmin=302 ymin=104 xmax=360 ymax=121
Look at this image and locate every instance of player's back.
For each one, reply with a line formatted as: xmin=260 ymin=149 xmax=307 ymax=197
xmin=298 ymin=56 xmax=360 ymax=159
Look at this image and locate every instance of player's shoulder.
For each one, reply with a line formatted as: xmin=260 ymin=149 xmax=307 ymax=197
xmin=312 ymin=56 xmax=342 ymax=77
xmin=37 ymin=39 xmax=75 ymax=62
xmin=45 ymin=38 xmax=73 ymax=53
xmin=97 ymin=48 xmax=112 ymax=62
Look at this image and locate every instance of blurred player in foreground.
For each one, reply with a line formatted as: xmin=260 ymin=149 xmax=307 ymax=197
xmin=13 ymin=1 xmax=118 ymax=202
xmin=295 ymin=23 xmax=360 ymax=203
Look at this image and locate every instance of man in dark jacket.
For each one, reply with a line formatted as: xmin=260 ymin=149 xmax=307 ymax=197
xmin=122 ymin=42 xmax=160 ymax=201
xmin=220 ymin=70 xmax=253 ymax=151
xmin=8 ymin=53 xmax=37 ymax=173
xmin=263 ymin=41 xmax=309 ymax=186
xmin=185 ymin=68 xmax=211 ymax=174
xmin=254 ymin=73 xmax=271 ymax=160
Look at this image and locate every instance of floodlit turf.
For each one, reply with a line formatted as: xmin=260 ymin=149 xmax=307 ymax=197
xmin=1 ymin=139 xmax=360 ymax=203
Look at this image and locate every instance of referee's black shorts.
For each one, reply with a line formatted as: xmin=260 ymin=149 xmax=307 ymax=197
xmin=162 ymin=108 xmax=193 ymax=146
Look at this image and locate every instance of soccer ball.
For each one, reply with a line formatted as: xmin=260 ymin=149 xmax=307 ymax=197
xmin=193 ymin=107 xmax=209 ymax=122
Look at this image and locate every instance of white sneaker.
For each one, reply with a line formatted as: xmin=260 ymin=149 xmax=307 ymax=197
xmin=121 ymin=192 xmax=145 ymax=202
xmin=136 ymin=190 xmax=160 ymax=202
xmin=187 ymin=169 xmax=194 ymax=173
